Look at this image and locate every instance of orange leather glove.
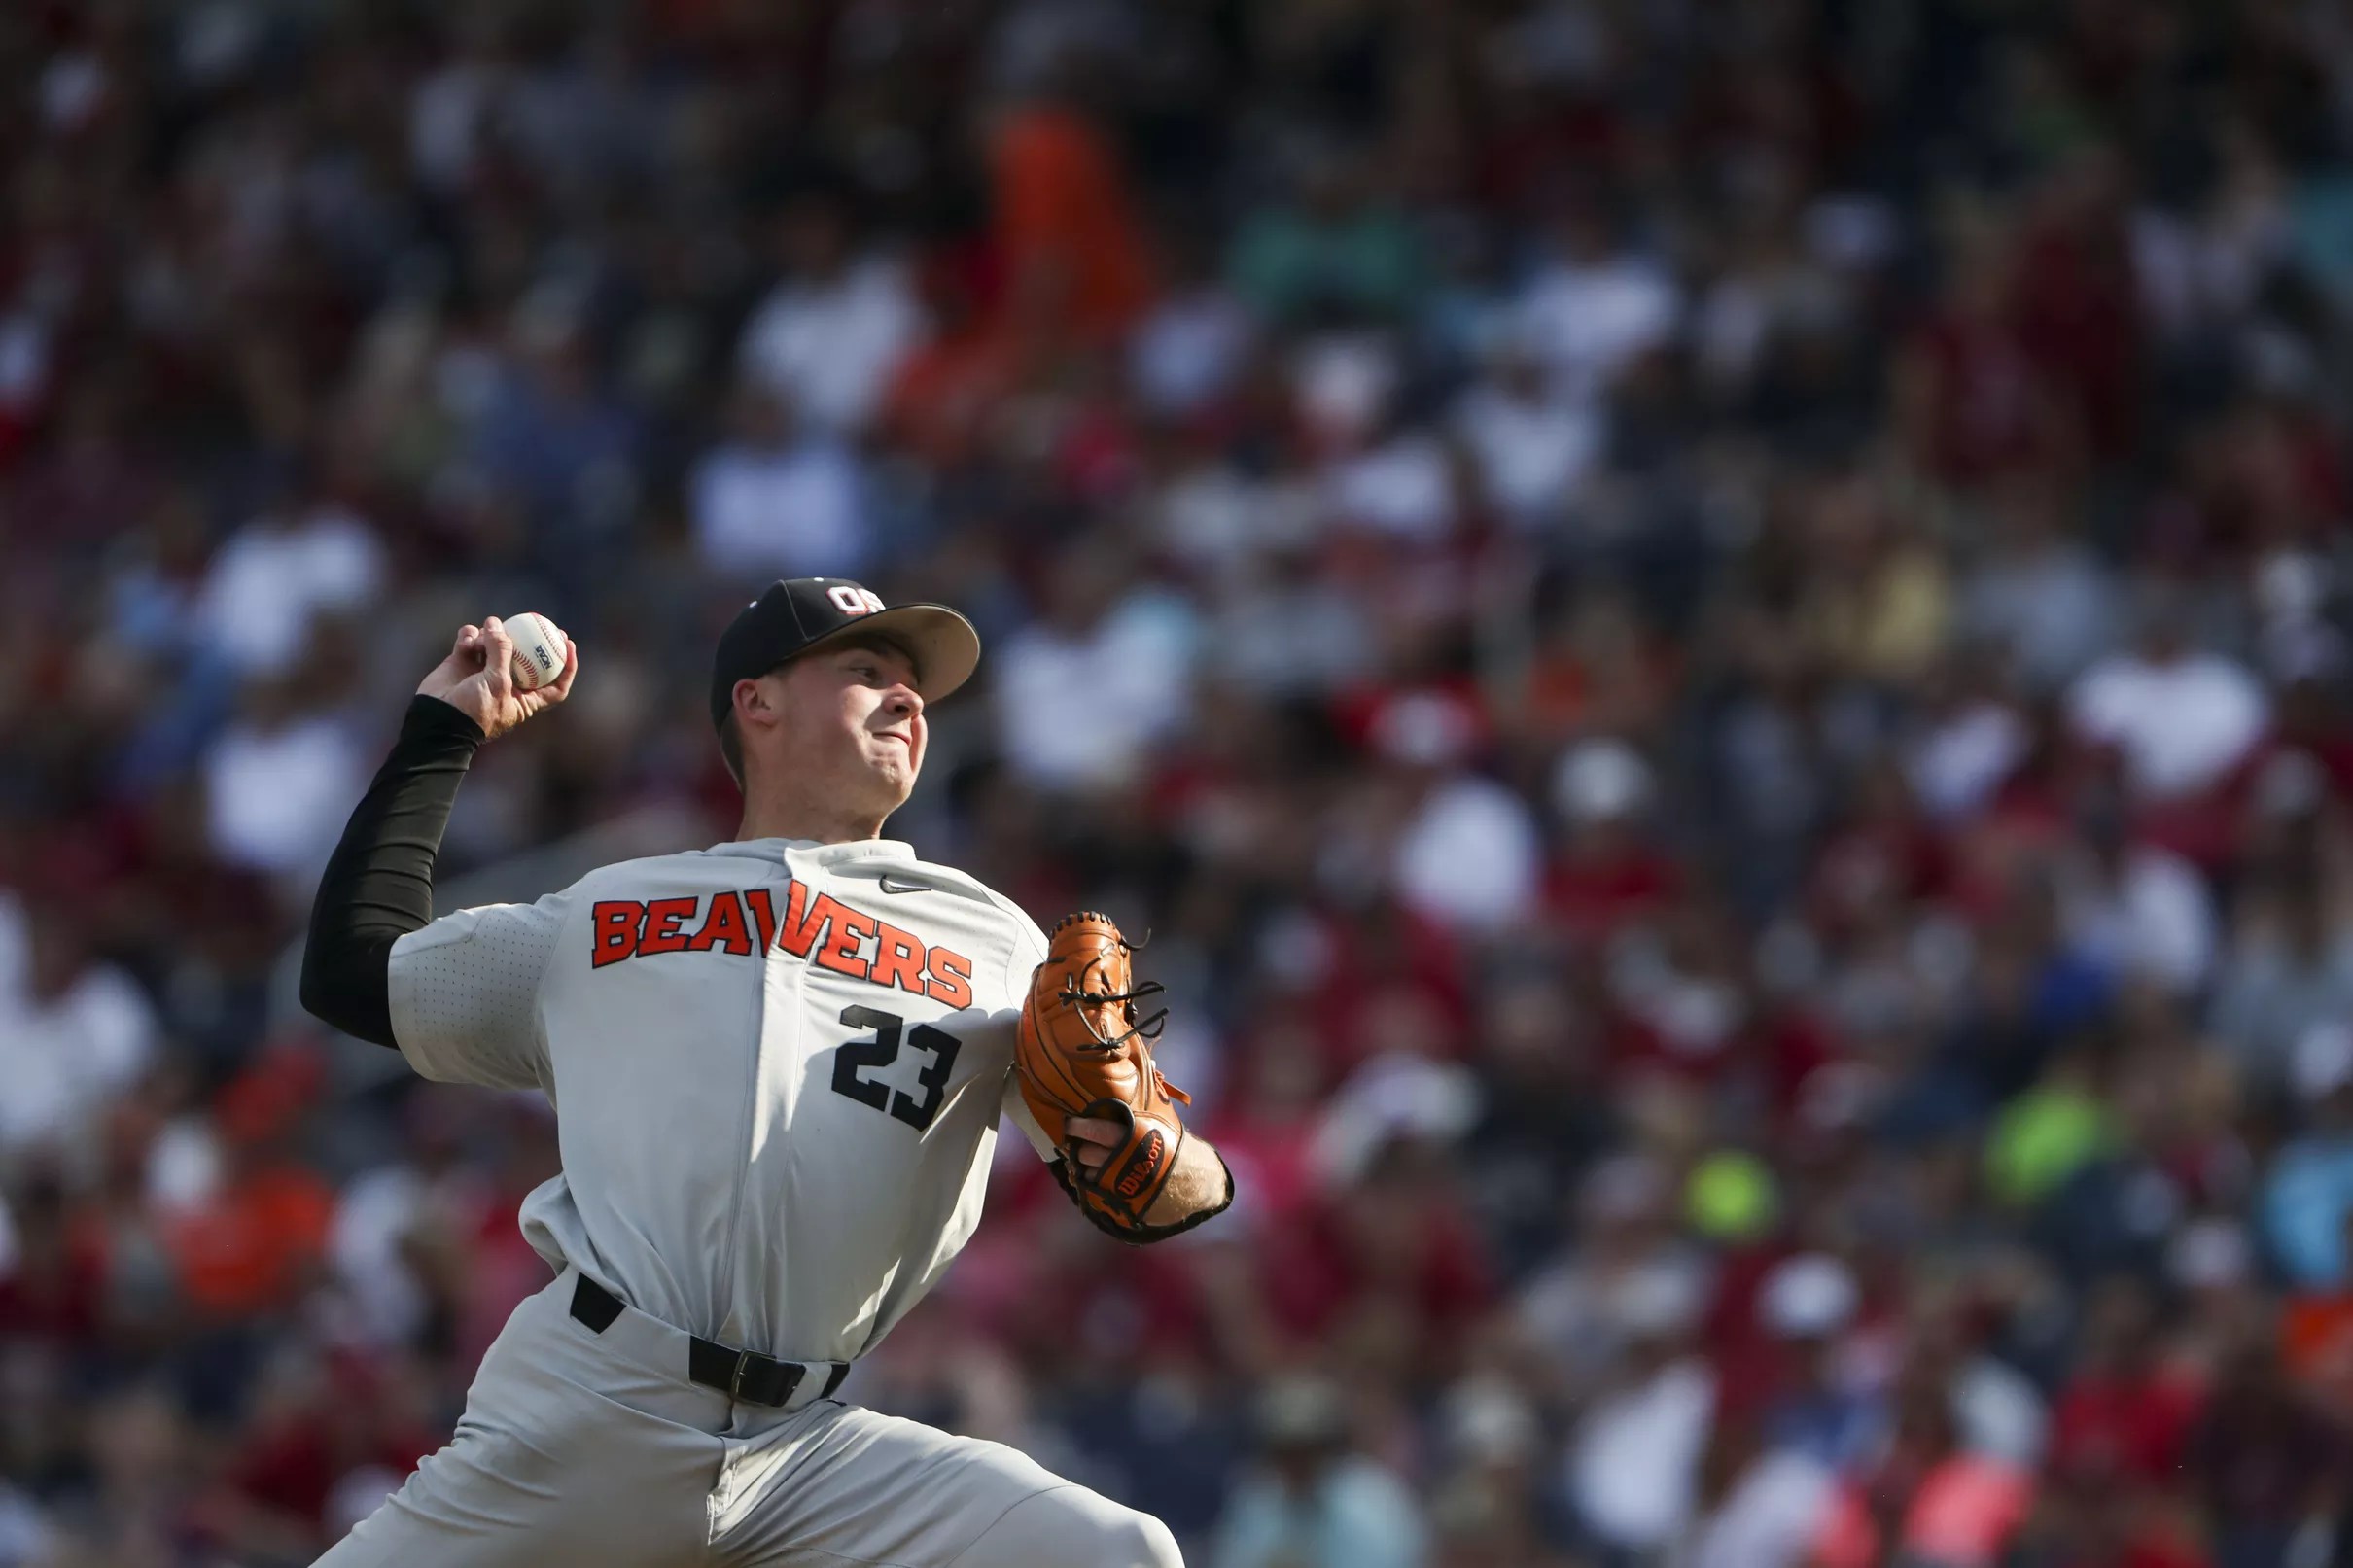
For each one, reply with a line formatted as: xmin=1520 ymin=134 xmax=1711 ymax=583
xmin=1015 ymin=912 xmax=1191 ymax=1230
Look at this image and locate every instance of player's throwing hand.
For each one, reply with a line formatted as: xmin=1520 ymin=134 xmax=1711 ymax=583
xmin=417 ymin=615 xmax=579 ymax=742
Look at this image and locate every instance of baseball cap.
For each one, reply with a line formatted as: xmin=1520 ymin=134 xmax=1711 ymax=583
xmin=709 ymin=577 xmax=981 ymax=732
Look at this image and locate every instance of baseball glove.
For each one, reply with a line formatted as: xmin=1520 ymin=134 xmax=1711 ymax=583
xmin=1016 ymin=912 xmax=1191 ymax=1232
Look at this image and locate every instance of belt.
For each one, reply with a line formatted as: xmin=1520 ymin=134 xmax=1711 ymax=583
xmin=569 ymin=1275 xmax=849 ymax=1409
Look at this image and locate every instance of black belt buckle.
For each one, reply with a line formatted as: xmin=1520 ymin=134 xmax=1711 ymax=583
xmin=726 ymin=1348 xmax=802 ymax=1408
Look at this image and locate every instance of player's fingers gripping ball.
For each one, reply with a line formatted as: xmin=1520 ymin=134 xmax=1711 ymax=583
xmin=1016 ymin=913 xmax=1191 ymax=1231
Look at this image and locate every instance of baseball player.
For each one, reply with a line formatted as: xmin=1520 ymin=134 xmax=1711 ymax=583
xmin=299 ymin=577 xmax=1232 ymax=1567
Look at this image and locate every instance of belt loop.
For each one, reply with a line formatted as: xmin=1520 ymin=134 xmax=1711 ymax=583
xmin=570 ymin=1274 xmax=623 ymax=1335
xmin=727 ymin=1351 xmax=750 ymax=1402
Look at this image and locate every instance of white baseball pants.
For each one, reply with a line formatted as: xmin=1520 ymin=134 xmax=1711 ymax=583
xmin=312 ymin=1267 xmax=1180 ymax=1568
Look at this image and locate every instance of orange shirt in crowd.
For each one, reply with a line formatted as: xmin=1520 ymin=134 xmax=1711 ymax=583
xmin=166 ymin=1166 xmax=335 ymax=1318
xmin=989 ymin=103 xmax=1152 ymax=342
xmin=2282 ymin=1292 xmax=2353 ymax=1415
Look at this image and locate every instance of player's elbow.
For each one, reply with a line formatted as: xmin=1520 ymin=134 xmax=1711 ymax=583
xmin=299 ymin=934 xmax=402 ymax=1050
xmin=298 ymin=955 xmax=355 ymax=1040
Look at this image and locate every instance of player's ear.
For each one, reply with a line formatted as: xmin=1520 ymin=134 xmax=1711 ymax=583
xmin=733 ymin=676 xmax=776 ymax=732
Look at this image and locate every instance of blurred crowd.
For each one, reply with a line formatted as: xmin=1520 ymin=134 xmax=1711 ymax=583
xmin=6 ymin=0 xmax=2353 ymax=1565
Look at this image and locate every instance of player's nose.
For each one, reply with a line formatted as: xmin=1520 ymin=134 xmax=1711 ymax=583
xmin=886 ymin=680 xmax=923 ymax=719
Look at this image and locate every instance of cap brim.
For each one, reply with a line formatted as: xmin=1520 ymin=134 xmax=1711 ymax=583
xmin=799 ymin=603 xmax=982 ymax=702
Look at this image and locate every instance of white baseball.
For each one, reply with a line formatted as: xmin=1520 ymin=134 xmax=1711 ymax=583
xmin=503 ymin=611 xmax=569 ymax=692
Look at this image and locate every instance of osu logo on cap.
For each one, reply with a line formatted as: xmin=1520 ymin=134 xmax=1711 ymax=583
xmin=827 ymin=585 xmax=886 ymax=616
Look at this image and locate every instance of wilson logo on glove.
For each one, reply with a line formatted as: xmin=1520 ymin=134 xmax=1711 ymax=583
xmin=1115 ymin=1130 xmax=1168 ymax=1201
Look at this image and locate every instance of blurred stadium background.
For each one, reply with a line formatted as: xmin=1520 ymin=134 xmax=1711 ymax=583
xmin=6 ymin=1 xmax=2353 ymax=1565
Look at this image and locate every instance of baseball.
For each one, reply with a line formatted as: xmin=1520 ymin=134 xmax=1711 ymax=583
xmin=503 ymin=611 xmax=568 ymax=692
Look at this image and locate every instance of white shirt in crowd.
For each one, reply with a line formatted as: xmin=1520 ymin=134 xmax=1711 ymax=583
xmin=1131 ymin=289 xmax=1252 ymax=416
xmin=1320 ymin=434 xmax=1459 ymax=542
xmin=1951 ymin=1353 xmax=2049 ymax=1467
xmin=0 ymin=951 xmax=158 ymax=1161
xmin=195 ymin=506 xmax=386 ymax=675
xmin=994 ymin=594 xmax=1198 ymax=790
xmin=690 ymin=437 xmax=872 ymax=580
xmin=1514 ymin=253 xmax=1681 ymax=404
xmin=1391 ymin=775 xmax=1542 ymax=934
xmin=737 ymin=258 xmax=923 ymax=436
xmin=1908 ymin=700 xmax=2030 ymax=820
xmin=1452 ymin=379 xmax=1602 ymax=528
xmin=2062 ymin=844 xmax=2218 ymax=993
xmin=1565 ymin=1358 xmax=1718 ymax=1551
xmin=204 ymin=712 xmax=370 ymax=880
xmin=328 ymin=1164 xmax=440 ymax=1348
xmin=2068 ymin=649 xmax=2268 ymax=800
xmin=1668 ymin=1451 xmax=1833 ymax=1568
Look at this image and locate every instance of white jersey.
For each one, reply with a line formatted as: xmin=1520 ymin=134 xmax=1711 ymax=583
xmin=385 ymin=835 xmax=1054 ymax=1363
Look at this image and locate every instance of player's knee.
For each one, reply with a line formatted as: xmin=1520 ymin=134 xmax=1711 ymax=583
xmin=1101 ymin=1507 xmax=1182 ymax=1568
xmin=973 ymin=1486 xmax=1181 ymax=1568
xmin=1049 ymin=1490 xmax=1181 ymax=1568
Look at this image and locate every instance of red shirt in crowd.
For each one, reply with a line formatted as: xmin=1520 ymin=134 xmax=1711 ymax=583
xmin=2050 ymin=1368 xmax=2204 ymax=1480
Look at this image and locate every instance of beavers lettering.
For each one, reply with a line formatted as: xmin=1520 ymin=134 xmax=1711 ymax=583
xmin=588 ymin=886 xmax=973 ymax=1007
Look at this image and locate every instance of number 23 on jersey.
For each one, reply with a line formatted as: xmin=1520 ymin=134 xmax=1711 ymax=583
xmin=831 ymin=1005 xmax=962 ymax=1132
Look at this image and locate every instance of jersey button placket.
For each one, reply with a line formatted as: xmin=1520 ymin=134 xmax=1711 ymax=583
xmin=716 ymin=860 xmax=790 ymax=1347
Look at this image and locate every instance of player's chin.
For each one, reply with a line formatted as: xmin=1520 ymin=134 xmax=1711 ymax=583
xmin=863 ymin=750 xmax=920 ymax=802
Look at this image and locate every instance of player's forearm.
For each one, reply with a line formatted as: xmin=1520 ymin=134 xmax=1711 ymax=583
xmin=300 ymin=695 xmax=485 ymax=1046
xmin=1142 ymin=1132 xmax=1233 ymax=1229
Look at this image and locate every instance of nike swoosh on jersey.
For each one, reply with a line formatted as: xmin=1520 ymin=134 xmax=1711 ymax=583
xmin=877 ymin=875 xmax=932 ymax=895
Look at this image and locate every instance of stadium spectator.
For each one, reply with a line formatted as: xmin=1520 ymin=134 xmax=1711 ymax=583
xmin=1209 ymin=1376 xmax=1426 ymax=1568
xmin=737 ymin=191 xmax=926 ymax=439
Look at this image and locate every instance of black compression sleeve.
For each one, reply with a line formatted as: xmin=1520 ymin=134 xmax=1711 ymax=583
xmin=299 ymin=696 xmax=485 ymax=1048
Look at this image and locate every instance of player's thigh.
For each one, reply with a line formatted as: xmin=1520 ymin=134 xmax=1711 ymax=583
xmin=313 ymin=1411 xmax=714 ymax=1568
xmin=717 ymin=1403 xmax=1178 ymax=1568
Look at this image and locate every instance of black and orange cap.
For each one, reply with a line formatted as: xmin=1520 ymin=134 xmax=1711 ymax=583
xmin=709 ymin=577 xmax=981 ymax=733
